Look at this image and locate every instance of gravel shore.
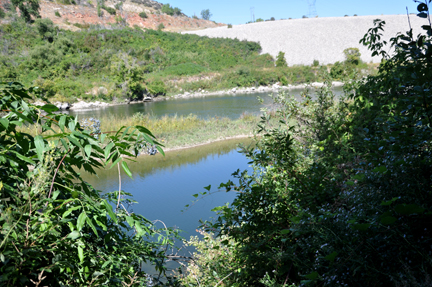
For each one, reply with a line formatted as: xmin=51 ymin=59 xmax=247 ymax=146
xmin=184 ymin=15 xmax=429 ymax=65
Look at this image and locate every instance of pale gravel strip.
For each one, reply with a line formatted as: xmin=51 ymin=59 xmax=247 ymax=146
xmin=184 ymin=15 xmax=429 ymax=66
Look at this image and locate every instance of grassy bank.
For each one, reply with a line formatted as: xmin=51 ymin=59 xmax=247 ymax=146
xmin=20 ymin=112 xmax=264 ymax=151
xmin=99 ymin=112 xmax=262 ymax=150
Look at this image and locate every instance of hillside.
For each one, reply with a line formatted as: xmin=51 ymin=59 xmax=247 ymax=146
xmin=1 ymin=0 xmax=223 ymax=31
xmin=185 ymin=14 xmax=429 ymax=65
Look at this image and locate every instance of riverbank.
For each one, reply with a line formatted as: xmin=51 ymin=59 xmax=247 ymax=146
xmin=49 ymin=81 xmax=344 ymax=111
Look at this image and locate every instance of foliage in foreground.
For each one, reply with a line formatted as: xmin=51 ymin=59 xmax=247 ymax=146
xmin=0 ymin=82 xmax=178 ymax=286
xmin=188 ymin=3 xmax=432 ymax=286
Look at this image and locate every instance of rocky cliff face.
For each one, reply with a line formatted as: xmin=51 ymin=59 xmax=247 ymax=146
xmin=1 ymin=0 xmax=224 ymax=32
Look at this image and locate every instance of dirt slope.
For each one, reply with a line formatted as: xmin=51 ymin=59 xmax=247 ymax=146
xmin=2 ymin=0 xmax=224 ymax=32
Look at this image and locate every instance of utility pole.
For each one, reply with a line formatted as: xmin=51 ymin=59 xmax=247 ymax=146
xmin=250 ymin=7 xmax=255 ymax=22
xmin=306 ymin=0 xmax=317 ymax=18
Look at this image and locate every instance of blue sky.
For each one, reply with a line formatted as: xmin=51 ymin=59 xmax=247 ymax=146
xmin=165 ymin=0 xmax=421 ymax=25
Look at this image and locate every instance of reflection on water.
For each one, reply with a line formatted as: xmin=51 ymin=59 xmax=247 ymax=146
xmin=81 ymin=138 xmax=253 ymax=239
xmin=69 ymin=87 xmax=343 ymax=120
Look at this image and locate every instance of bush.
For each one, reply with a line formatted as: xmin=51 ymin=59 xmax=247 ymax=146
xmin=201 ymin=3 xmax=432 ymax=285
xmin=330 ymin=61 xmax=344 ymax=79
xmin=275 ymin=51 xmax=287 ymax=67
xmin=312 ymin=59 xmax=319 ymax=66
xmin=161 ymin=4 xmax=181 ymax=16
xmin=157 ymin=23 xmax=165 ymax=30
xmin=146 ymin=80 xmax=167 ymax=96
xmin=102 ymin=5 xmax=116 ymax=15
xmin=256 ymin=18 xmax=264 ymax=22
xmin=227 ymin=23 xmax=232 ymax=28
xmin=0 ymin=82 xmax=176 ymax=286
xmin=54 ymin=10 xmax=61 ymax=17
xmin=0 ymin=7 xmax=6 ymax=18
xmin=139 ymin=11 xmax=147 ymax=18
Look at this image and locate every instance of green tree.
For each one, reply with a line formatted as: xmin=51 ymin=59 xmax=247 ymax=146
xmin=200 ymin=8 xmax=212 ymax=20
xmin=10 ymin=0 xmax=40 ymax=22
xmin=275 ymin=51 xmax=287 ymax=67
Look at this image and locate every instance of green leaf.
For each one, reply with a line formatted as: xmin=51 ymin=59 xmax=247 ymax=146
xmin=63 ymin=206 xmax=81 ymax=218
xmin=380 ymin=216 xmax=397 ymax=225
xmin=40 ymin=104 xmax=59 ymax=113
xmin=156 ymin=145 xmax=165 ymax=156
xmin=58 ymin=115 xmax=66 ymax=132
xmin=10 ymin=150 xmax=36 ymax=165
xmin=135 ymin=222 xmax=145 ymax=237
xmin=373 ymin=166 xmax=387 ymax=173
xmin=394 ymin=204 xmax=425 ymax=215
xmin=126 ymin=216 xmax=135 ymax=227
xmin=77 ymin=212 xmax=87 ymax=231
xmin=34 ymin=135 xmax=45 ymax=161
xmin=0 ymin=118 xmax=9 ymax=129
xmin=121 ymin=161 xmax=133 ymax=179
xmin=84 ymin=145 xmax=92 ymax=158
xmin=280 ymin=229 xmax=290 ymax=234
xmin=346 ymin=181 xmax=355 ymax=186
xmin=85 ymin=217 xmax=98 ymax=235
xmin=103 ymin=200 xmax=117 ymax=223
xmin=324 ymin=251 xmax=338 ymax=262
xmin=380 ymin=197 xmax=399 ymax=206
xmin=352 ymin=223 xmax=370 ymax=231
xmin=77 ymin=246 xmax=84 ymax=263
xmin=67 ymin=231 xmax=81 ymax=240
xmin=304 ymin=271 xmax=319 ymax=280
xmin=204 ymin=185 xmax=211 ymax=191
xmin=192 ymin=194 xmax=199 ymax=198
xmin=104 ymin=142 xmax=114 ymax=160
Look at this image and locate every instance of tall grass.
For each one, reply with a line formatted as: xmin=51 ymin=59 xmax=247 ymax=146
xmin=97 ymin=112 xmax=261 ymax=149
xmin=19 ymin=112 xmax=263 ymax=150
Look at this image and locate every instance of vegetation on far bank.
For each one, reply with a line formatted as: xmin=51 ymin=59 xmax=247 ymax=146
xmin=0 ymin=14 xmax=374 ymax=104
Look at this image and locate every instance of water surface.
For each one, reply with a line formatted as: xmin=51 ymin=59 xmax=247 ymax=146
xmin=70 ymin=87 xmax=343 ymax=120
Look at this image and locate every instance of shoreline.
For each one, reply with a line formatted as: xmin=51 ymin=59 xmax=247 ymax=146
xmin=160 ymin=134 xmax=254 ymax=154
xmin=50 ymin=81 xmax=344 ymax=112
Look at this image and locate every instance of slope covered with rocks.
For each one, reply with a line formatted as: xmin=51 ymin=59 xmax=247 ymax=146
xmin=185 ymin=15 xmax=429 ymax=65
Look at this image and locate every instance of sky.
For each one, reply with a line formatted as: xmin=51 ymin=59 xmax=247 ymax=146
xmin=164 ymin=0 xmax=421 ymax=25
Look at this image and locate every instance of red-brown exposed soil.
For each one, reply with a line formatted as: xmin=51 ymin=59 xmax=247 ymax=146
xmin=36 ymin=0 xmax=224 ymax=32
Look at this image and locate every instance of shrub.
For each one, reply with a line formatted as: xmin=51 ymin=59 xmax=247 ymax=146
xmin=157 ymin=23 xmax=165 ymax=30
xmin=139 ymin=11 xmax=147 ymax=18
xmin=256 ymin=18 xmax=264 ymax=22
xmin=227 ymin=23 xmax=232 ymax=28
xmin=146 ymin=80 xmax=167 ymax=96
xmin=54 ymin=10 xmax=61 ymax=17
xmin=312 ymin=59 xmax=319 ymax=66
xmin=275 ymin=51 xmax=287 ymax=67
xmin=114 ymin=2 xmax=122 ymax=10
xmin=0 ymin=7 xmax=6 ymax=18
xmin=97 ymin=5 xmax=103 ymax=17
xmin=161 ymin=4 xmax=181 ymax=16
xmin=270 ymin=16 xmax=275 ymax=21
xmin=0 ymin=82 xmax=175 ymax=286
xmin=102 ymin=5 xmax=116 ymax=15
xmin=330 ymin=61 xmax=344 ymax=79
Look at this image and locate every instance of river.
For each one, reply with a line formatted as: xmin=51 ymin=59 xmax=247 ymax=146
xmin=69 ymin=87 xmax=343 ymax=120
